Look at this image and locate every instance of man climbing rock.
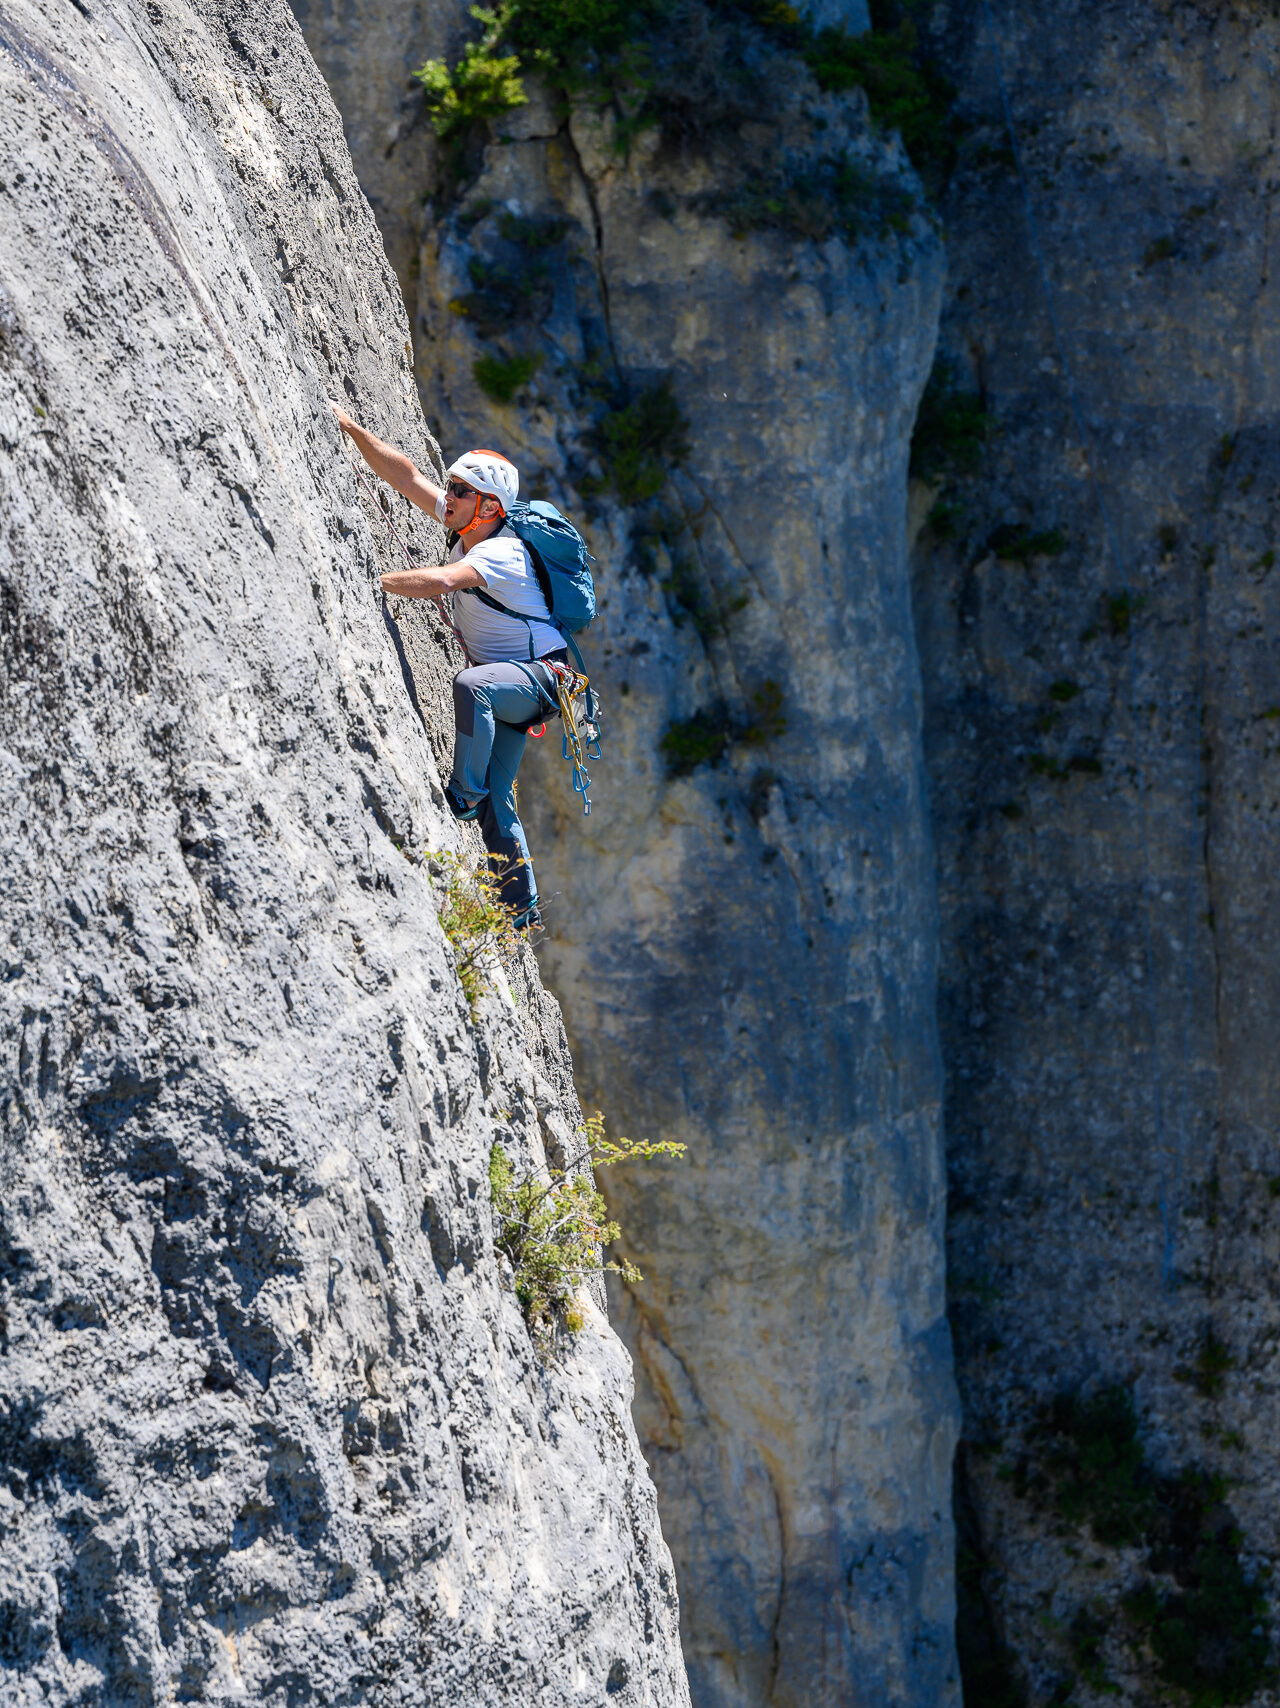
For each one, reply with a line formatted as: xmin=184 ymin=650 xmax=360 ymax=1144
xmin=332 ymin=403 xmax=565 ymax=931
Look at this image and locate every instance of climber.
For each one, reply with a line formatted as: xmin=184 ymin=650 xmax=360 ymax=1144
xmin=331 ymin=402 xmax=564 ymax=932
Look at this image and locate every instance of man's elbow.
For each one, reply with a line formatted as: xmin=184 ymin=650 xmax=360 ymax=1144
xmin=433 ymin=566 xmax=479 ymax=593
xmin=444 ymin=566 xmax=484 ymax=592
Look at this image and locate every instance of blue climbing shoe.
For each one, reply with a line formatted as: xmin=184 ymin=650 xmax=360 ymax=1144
xmin=510 ymin=903 xmax=542 ymax=934
xmin=444 ymin=784 xmax=480 ymax=822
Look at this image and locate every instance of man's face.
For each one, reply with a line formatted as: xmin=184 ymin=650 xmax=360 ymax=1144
xmin=444 ymin=477 xmax=483 ymax=529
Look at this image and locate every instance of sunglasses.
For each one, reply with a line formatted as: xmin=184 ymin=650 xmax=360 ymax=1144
xmin=446 ymin=478 xmax=480 ymax=501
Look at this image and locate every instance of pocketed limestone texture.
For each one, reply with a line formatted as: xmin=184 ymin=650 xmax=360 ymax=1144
xmin=0 ymin=2 xmax=688 ymax=1703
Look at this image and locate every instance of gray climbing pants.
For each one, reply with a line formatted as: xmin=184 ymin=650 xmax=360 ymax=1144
xmin=450 ymin=653 xmax=564 ymax=915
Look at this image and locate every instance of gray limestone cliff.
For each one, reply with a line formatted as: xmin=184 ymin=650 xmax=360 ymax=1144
xmin=301 ymin=0 xmax=1280 ymax=1700
xmin=295 ymin=6 xmax=961 ymax=1706
xmin=0 ymin=1 xmax=689 ymax=1703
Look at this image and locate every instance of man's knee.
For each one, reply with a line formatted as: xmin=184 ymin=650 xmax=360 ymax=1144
xmin=452 ymin=672 xmax=480 ymax=737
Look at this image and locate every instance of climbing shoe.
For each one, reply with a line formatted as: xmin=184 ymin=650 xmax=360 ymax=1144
xmin=510 ymin=903 xmax=542 ymax=934
xmin=444 ymin=784 xmax=480 ymax=822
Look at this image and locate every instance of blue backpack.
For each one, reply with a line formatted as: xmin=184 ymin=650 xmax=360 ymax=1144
xmin=508 ymin=500 xmax=596 ymax=636
xmin=466 ymin=499 xmax=595 ymax=667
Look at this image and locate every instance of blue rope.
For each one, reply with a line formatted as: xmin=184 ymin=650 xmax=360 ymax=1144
xmin=978 ymin=0 xmax=1181 ymax=1287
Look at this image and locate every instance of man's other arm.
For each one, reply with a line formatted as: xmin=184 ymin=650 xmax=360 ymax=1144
xmin=380 ymin=560 xmax=484 ymax=600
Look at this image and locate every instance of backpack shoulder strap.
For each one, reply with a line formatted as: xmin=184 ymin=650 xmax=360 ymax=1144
xmin=460 ymin=528 xmax=558 ymax=660
xmin=521 ymin=537 xmax=556 ymax=616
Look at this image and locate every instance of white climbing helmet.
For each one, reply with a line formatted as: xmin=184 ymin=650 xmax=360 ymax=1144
xmin=445 ymin=448 xmax=520 ymax=513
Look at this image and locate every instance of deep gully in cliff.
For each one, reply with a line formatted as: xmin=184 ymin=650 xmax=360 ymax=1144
xmin=980 ymin=0 xmax=1204 ymax=1292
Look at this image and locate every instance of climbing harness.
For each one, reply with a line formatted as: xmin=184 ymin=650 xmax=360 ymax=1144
xmin=981 ymin=0 xmax=1201 ymax=1290
xmin=511 ymin=657 xmax=602 ymax=814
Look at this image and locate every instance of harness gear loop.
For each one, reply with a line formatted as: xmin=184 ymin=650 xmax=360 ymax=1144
xmin=545 ymin=658 xmax=598 ymax=816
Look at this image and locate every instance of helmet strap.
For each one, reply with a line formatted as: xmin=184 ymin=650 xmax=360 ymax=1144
xmin=458 ymin=498 xmax=504 ymax=539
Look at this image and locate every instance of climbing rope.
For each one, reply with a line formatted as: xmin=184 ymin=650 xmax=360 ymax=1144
xmin=979 ymin=0 xmax=1199 ymax=1288
xmin=341 ymin=441 xmax=474 ymax=664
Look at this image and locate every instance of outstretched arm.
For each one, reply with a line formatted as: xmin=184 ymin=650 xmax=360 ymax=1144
xmin=331 ymin=401 xmax=442 ymax=514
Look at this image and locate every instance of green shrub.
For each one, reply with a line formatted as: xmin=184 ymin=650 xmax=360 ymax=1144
xmin=660 ymin=703 xmax=736 ymax=774
xmin=1174 ymin=1326 xmax=1234 ymax=1399
xmin=1049 ymin=678 xmax=1080 ymax=702
xmin=588 ymin=377 xmax=690 ymax=504
xmin=1032 ymin=1383 xmax=1275 ymax=1708
xmin=910 ymin=357 xmax=989 ymax=480
xmin=660 ymin=682 xmax=785 ymax=775
xmin=449 ymin=250 xmax=554 ymax=334
xmin=496 ymin=210 xmax=572 ymax=247
xmin=1143 ymin=234 xmax=1175 ymax=267
xmin=1124 ymin=1472 xmax=1272 ymax=1707
xmin=743 ymin=679 xmax=786 ymax=743
xmin=924 ymin=495 xmax=963 ymax=540
xmin=416 ymin=0 xmax=957 ymax=208
xmin=1068 ymin=1601 xmax=1116 ymax=1693
xmin=434 ymin=850 xmax=519 ymax=1016
xmin=1029 ymin=750 xmax=1101 ymax=782
xmin=1107 ymin=590 xmax=1147 ymax=636
xmin=721 ymin=152 xmax=916 ymax=244
xmin=497 ymin=0 xmax=660 ymax=102
xmin=1047 ymin=1384 xmax=1158 ymax=1546
xmin=489 ymin=1113 xmax=684 ymax=1340
xmin=415 ymin=9 xmax=527 ymax=140
xmin=803 ymin=21 xmax=957 ymax=182
xmin=473 ymin=351 xmax=542 ymax=402
xmin=990 ymin=524 xmax=1067 ymax=563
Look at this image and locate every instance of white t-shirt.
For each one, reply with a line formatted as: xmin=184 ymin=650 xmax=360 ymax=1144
xmin=434 ymin=498 xmax=562 ymax=665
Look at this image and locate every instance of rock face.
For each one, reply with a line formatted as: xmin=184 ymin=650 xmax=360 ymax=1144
xmin=282 ymin=0 xmax=1280 ymax=1695
xmin=0 ymin=2 xmax=689 ymax=1704
xmin=295 ymin=7 xmax=962 ymax=1706
xmin=284 ymin=0 xmax=458 ymax=295
xmin=912 ymin=0 xmax=1280 ymax=1694
xmin=504 ymin=134 xmax=958 ymax=1708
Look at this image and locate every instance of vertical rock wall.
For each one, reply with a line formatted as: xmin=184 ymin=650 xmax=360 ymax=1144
xmin=0 ymin=1 xmax=688 ymax=1702
xmin=294 ymin=0 xmax=1280 ymax=1696
xmin=294 ymin=6 xmax=962 ymax=1704
xmin=913 ymin=0 xmax=1280 ymax=1695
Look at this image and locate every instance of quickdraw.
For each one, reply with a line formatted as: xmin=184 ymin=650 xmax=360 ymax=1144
xmin=544 ymin=659 xmax=602 ymax=815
